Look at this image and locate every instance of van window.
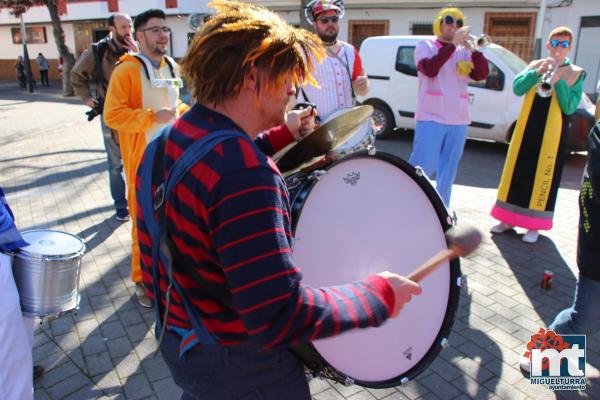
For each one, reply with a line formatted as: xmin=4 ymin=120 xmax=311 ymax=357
xmin=469 ymin=60 xmax=505 ymax=91
xmin=395 ymin=46 xmax=417 ymax=76
xmin=488 ymin=46 xmax=527 ymax=74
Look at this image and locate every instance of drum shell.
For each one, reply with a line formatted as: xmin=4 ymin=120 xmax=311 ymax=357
xmin=9 ymin=230 xmax=84 ymax=318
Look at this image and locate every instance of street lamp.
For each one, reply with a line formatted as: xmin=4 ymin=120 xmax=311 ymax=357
xmin=532 ymin=0 xmax=548 ymax=60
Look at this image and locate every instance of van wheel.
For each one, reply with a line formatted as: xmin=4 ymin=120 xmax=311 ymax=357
xmin=368 ymin=102 xmax=395 ymax=139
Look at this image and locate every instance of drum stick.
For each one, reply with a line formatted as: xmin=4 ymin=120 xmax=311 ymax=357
xmin=407 ymin=225 xmax=481 ymax=282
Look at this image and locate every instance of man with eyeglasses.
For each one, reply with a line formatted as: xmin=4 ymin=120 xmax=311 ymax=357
xmin=491 ymin=26 xmax=585 ymax=244
xmin=299 ymin=0 xmax=368 ymax=120
xmin=409 ymin=7 xmax=489 ymax=208
xmin=104 ymin=8 xmax=189 ymax=308
xmin=71 ymin=13 xmax=138 ymax=224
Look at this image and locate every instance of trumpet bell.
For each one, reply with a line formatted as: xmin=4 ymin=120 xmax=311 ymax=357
xmin=467 ymin=34 xmax=491 ymax=51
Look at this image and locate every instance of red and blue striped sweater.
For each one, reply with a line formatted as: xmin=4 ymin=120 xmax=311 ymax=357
xmin=136 ymin=103 xmax=394 ymax=353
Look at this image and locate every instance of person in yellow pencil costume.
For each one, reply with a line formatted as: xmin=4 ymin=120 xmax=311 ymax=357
xmin=490 ymin=26 xmax=585 ymax=244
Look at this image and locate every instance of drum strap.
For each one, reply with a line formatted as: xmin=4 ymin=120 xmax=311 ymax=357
xmin=139 ymin=126 xmax=248 ymax=355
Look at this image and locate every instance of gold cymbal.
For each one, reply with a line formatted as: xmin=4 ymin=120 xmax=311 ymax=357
xmin=276 ymin=105 xmax=374 ymax=173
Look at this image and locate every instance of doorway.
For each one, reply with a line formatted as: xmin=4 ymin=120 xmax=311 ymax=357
xmin=74 ymin=21 xmax=108 ymax=58
xmin=484 ymin=13 xmax=536 ymax=62
xmin=348 ymin=20 xmax=389 ymax=51
xmin=575 ymin=16 xmax=600 ymax=96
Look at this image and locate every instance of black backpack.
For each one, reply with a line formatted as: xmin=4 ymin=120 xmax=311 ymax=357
xmin=91 ymin=36 xmax=121 ymax=91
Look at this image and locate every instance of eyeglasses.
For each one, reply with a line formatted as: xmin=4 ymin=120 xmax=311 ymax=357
xmin=549 ymin=39 xmax=570 ymax=48
xmin=141 ymin=26 xmax=171 ymax=34
xmin=318 ymin=15 xmax=339 ymax=24
xmin=443 ymin=15 xmax=464 ymax=28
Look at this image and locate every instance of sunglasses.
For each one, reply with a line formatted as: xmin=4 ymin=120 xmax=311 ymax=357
xmin=443 ymin=15 xmax=464 ymax=28
xmin=549 ymin=39 xmax=570 ymax=48
xmin=318 ymin=15 xmax=339 ymax=24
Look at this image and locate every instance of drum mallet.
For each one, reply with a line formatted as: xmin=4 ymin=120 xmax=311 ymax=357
xmin=407 ymin=225 xmax=482 ymax=282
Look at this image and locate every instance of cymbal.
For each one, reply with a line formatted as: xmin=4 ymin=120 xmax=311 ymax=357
xmin=276 ymin=105 xmax=374 ymax=173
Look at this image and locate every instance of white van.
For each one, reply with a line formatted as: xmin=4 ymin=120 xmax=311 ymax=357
xmin=358 ymin=35 xmax=595 ymax=150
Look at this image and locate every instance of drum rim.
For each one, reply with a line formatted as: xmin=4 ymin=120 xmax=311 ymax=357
xmin=13 ymin=229 xmax=86 ymax=260
xmin=287 ymin=151 xmax=462 ymax=388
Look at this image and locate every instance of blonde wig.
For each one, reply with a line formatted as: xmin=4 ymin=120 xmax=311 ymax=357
xmin=432 ymin=7 xmax=465 ymax=38
xmin=181 ymin=0 xmax=325 ymax=106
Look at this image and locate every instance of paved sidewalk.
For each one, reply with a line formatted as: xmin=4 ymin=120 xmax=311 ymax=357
xmin=0 ymin=82 xmax=598 ymax=400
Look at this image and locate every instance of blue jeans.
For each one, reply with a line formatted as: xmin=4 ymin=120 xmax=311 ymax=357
xmin=160 ymin=332 xmax=311 ymax=400
xmin=409 ymin=121 xmax=468 ymax=207
xmin=100 ymin=117 xmax=127 ymax=212
xmin=549 ymin=274 xmax=600 ymax=336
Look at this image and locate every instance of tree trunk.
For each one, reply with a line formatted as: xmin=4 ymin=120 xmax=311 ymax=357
xmin=43 ymin=0 xmax=75 ymax=96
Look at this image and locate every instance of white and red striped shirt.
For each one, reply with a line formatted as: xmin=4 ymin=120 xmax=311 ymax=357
xmin=300 ymin=41 xmax=363 ymax=120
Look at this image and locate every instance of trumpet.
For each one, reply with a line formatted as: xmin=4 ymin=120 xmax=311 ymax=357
xmin=465 ymin=34 xmax=492 ymax=51
xmin=537 ymin=60 xmax=559 ymax=98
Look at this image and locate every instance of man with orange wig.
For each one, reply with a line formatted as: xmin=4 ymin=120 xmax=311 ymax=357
xmin=409 ymin=7 xmax=489 ymax=207
xmin=135 ymin=1 xmax=421 ymax=398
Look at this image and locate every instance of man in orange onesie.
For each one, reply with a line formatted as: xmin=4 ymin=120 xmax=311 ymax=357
xmin=104 ymin=8 xmax=189 ymax=307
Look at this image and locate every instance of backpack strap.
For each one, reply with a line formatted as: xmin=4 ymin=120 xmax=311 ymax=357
xmin=133 ymin=54 xmax=152 ymax=81
xmin=139 ymin=126 xmax=249 ymax=350
xmin=133 ymin=54 xmax=178 ymax=81
xmin=163 ymin=55 xmax=177 ymax=79
xmin=91 ymin=37 xmax=110 ymax=92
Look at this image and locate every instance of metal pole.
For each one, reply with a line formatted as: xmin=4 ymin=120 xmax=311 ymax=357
xmin=20 ymin=14 xmax=35 ymax=93
xmin=532 ymin=0 xmax=548 ymax=60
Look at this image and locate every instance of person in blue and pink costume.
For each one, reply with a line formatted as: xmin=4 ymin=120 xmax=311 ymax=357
xmin=409 ymin=7 xmax=489 ymax=207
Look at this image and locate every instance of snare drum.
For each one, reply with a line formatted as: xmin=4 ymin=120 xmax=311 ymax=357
xmin=9 ymin=230 xmax=85 ymax=318
xmin=287 ymin=152 xmax=461 ymax=388
xmin=322 ymin=107 xmax=375 ymax=156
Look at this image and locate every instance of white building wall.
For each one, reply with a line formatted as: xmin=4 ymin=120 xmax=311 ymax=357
xmin=0 ymin=23 xmax=75 ymax=59
xmin=0 ymin=0 xmax=599 ymax=88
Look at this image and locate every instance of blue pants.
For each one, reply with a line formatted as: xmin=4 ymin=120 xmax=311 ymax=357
xmin=100 ymin=117 xmax=127 ymax=212
xmin=549 ymin=274 xmax=600 ymax=336
xmin=409 ymin=121 xmax=468 ymax=206
xmin=160 ymin=332 xmax=311 ymax=400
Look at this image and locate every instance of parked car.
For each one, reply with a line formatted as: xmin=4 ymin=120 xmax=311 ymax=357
xmin=358 ymin=35 xmax=595 ymax=151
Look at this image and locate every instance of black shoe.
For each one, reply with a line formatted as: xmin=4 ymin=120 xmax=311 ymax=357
xmin=33 ymin=365 xmax=44 ymax=381
xmin=116 ymin=209 xmax=130 ymax=222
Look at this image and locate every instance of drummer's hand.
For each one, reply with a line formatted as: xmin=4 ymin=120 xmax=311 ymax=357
xmin=377 ymin=271 xmax=422 ymax=318
xmin=286 ymin=107 xmax=317 ymax=141
xmin=353 ymin=75 xmax=368 ymax=96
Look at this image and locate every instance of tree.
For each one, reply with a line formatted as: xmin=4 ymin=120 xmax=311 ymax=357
xmin=0 ymin=0 xmax=75 ymax=96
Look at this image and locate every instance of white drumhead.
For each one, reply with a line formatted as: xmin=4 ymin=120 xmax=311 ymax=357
xmin=293 ymin=156 xmax=450 ymax=382
xmin=19 ymin=230 xmax=85 ymax=258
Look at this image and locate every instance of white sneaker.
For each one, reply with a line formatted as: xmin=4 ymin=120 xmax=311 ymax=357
xmin=519 ymin=350 xmax=531 ymax=373
xmin=135 ymin=283 xmax=152 ymax=308
xmin=522 ymin=230 xmax=539 ymax=243
xmin=490 ymin=222 xmax=513 ymax=233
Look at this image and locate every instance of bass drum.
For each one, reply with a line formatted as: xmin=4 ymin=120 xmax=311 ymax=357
xmin=287 ymin=152 xmax=461 ymax=388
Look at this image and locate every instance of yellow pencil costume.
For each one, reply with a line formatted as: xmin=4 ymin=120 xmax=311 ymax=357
xmin=491 ymin=58 xmax=584 ymax=230
xmin=104 ymin=53 xmax=189 ymax=284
